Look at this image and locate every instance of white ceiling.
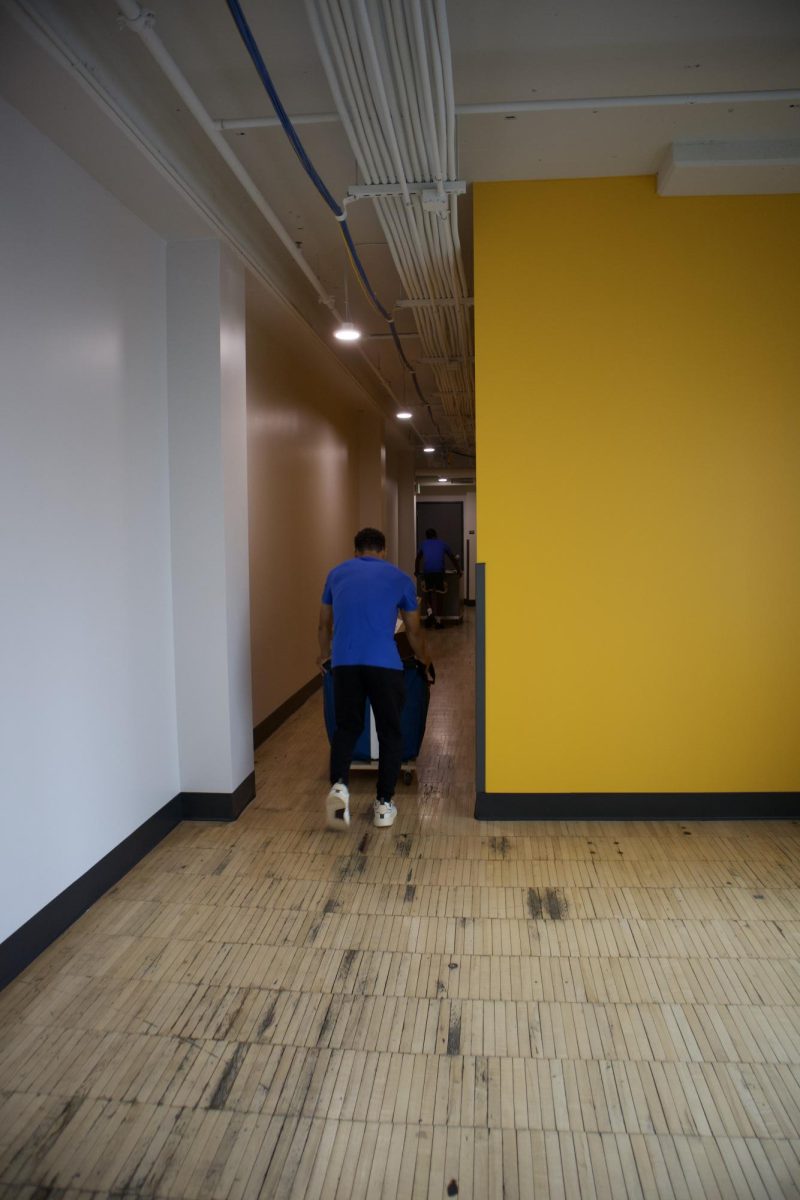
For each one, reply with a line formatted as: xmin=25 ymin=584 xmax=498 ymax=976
xmin=3 ymin=0 xmax=799 ymax=476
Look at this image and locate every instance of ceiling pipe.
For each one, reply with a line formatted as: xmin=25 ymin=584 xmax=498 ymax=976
xmin=113 ymin=0 xmax=333 ymax=308
xmin=457 ymin=89 xmax=800 ymax=115
xmin=106 ymin=0 xmax=422 ymax=428
xmin=213 ymin=88 xmax=800 ymax=131
xmin=6 ymin=0 xmax=422 ymax=438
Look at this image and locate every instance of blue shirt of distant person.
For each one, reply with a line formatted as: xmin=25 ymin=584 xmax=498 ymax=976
xmin=414 ymin=527 xmax=462 ymax=627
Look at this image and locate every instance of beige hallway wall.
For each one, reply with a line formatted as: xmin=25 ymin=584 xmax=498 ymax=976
xmin=247 ymin=276 xmax=420 ymax=729
xmin=247 ymin=277 xmax=362 ymax=728
xmin=385 ymin=443 xmax=416 ymax=575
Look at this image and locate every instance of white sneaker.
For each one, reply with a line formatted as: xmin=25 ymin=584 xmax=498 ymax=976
xmin=325 ymin=782 xmax=350 ymax=830
xmin=373 ymin=799 xmax=397 ymax=828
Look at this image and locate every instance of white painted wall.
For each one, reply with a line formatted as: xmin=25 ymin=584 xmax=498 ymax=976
xmin=166 ymin=242 xmax=253 ymax=793
xmin=0 ymin=99 xmax=179 ymax=940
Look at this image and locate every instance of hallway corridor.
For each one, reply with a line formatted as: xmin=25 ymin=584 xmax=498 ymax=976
xmin=1 ymin=615 xmax=800 ymax=1198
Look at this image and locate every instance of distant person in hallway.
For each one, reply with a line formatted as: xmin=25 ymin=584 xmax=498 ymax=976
xmin=415 ymin=528 xmax=462 ymax=628
xmin=318 ymin=527 xmax=430 ymax=831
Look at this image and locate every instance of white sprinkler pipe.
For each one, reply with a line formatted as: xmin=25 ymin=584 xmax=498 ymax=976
xmin=215 ymin=88 xmax=800 ymax=131
xmin=113 ymin=0 xmax=334 ymax=311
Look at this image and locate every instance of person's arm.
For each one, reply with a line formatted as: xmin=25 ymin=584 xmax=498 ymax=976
xmin=445 ymin=548 xmax=462 ymax=575
xmin=317 ymin=603 xmax=333 ymax=672
xmin=401 ymin=608 xmax=430 ymax=668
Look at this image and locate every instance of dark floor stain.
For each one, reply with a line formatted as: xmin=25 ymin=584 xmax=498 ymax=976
xmin=357 ymin=833 xmax=369 ymax=854
xmin=334 ymin=948 xmax=358 ymax=988
xmin=458 ymin=916 xmax=468 ymax=928
xmin=316 ymin=999 xmax=335 ymax=1045
xmin=406 ymin=867 xmax=413 ymax=882
xmin=446 ymin=1008 xmax=461 ymax=1055
xmin=208 ymin=1042 xmax=247 ymax=1110
xmin=216 ymin=988 xmax=250 ymax=1039
xmin=258 ymin=994 xmax=280 ymax=1035
xmin=41 ymin=1096 xmax=83 ymax=1150
xmin=292 ymin=1048 xmax=321 ymax=1114
xmin=488 ymin=835 xmax=510 ymax=858
xmin=526 ymin=887 xmax=543 ymax=919
xmin=448 ymin=961 xmax=458 ymax=970
xmin=753 ymin=894 xmax=764 ymax=900
xmin=338 ymin=855 xmax=366 ymax=880
xmin=447 ymin=1181 xmax=459 ymax=1197
xmin=144 ymin=1109 xmax=193 ymax=1193
xmin=211 ymin=853 xmax=232 ymax=876
xmin=395 ymin=834 xmax=412 ymax=857
xmin=323 ymin=898 xmax=340 ymax=915
xmin=404 ymin=884 xmax=416 ymax=902
xmin=307 ymin=922 xmax=321 ymax=943
xmin=545 ymin=887 xmax=567 ymax=920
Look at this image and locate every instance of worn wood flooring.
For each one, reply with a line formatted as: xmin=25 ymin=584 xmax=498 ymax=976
xmin=1 ymin=612 xmax=799 ymax=1198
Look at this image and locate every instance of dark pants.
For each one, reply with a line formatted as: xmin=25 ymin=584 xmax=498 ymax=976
xmin=330 ymin=666 xmax=405 ymax=800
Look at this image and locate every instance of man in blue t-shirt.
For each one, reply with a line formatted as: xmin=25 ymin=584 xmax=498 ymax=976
xmin=414 ymin=527 xmax=462 ymax=628
xmin=318 ymin=527 xmax=430 ymax=831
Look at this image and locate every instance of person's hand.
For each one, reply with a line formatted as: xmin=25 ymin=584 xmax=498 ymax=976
xmin=426 ymin=661 xmax=436 ymax=685
xmin=316 ymin=655 xmax=331 ymax=676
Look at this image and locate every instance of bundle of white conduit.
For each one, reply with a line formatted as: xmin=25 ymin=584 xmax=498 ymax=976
xmin=305 ymin=0 xmax=474 ymax=452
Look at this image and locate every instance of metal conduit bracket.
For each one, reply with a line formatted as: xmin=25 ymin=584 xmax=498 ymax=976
xmin=118 ymin=7 xmax=155 ymax=34
xmin=347 ymin=181 xmax=466 ymax=198
xmin=421 ymin=188 xmax=449 ymax=216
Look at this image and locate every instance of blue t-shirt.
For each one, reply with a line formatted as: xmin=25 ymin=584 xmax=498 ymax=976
xmin=419 ymin=537 xmax=451 ymax=573
xmin=322 ymin=556 xmax=418 ymax=669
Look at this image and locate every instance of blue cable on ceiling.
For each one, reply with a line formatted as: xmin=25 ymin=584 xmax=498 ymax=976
xmin=224 ymin=0 xmax=444 ymax=437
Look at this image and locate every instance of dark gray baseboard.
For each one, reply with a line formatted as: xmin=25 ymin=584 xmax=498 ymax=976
xmin=0 ymin=794 xmax=183 ymax=991
xmin=1 ymin=769 xmax=258 ymax=992
xmin=254 ymin=675 xmax=322 ymax=749
xmin=475 ymin=791 xmax=800 ymax=821
xmin=2 ymin=669 xmax=322 ymax=991
xmin=182 ymin=769 xmax=256 ymax=822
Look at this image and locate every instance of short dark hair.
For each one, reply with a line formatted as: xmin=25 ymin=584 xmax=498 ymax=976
xmin=425 ymin=527 xmax=437 ymax=539
xmin=354 ymin=527 xmax=386 ymax=554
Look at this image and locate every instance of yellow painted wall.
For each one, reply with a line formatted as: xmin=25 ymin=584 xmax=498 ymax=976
xmin=475 ymin=177 xmax=800 ymax=794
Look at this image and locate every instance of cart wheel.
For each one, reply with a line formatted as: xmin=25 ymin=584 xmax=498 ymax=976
xmin=402 ymin=770 xmax=413 ymax=785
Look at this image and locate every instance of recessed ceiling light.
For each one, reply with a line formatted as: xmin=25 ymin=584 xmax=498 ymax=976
xmin=396 ymin=411 xmax=413 ymax=420
xmin=438 ymin=477 xmax=448 ymax=483
xmin=423 ymin=446 xmax=435 ymax=453
xmin=333 ymin=321 xmax=361 ymax=342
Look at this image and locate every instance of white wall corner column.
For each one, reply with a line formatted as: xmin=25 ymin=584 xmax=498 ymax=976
xmin=167 ymin=240 xmax=254 ymax=795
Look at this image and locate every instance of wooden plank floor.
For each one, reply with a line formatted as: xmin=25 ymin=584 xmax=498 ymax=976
xmin=1 ymin=612 xmax=799 ymax=1198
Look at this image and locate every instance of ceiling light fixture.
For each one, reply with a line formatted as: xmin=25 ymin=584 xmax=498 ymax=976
xmin=334 ymin=260 xmax=360 ymax=342
xmin=396 ymin=410 xmax=412 ymax=420
xmin=423 ymin=446 xmax=435 ymax=453
xmin=334 ymin=321 xmax=361 ymax=341
xmin=438 ymin=476 xmax=449 ymax=483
